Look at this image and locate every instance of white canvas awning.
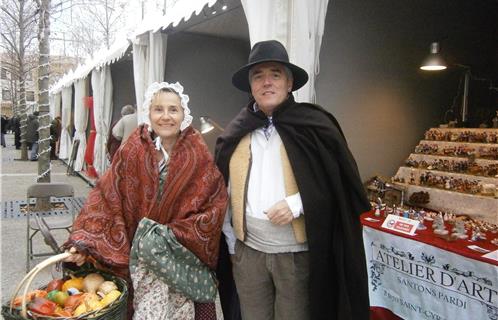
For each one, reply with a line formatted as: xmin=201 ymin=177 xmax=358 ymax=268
xmin=130 ymin=0 xmax=217 ymax=40
xmin=50 ymin=38 xmax=131 ymax=94
xmin=50 ymin=0 xmax=218 ymax=95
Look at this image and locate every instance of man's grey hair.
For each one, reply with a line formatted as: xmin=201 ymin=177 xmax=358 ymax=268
xmin=248 ymin=64 xmax=293 ymax=84
xmin=121 ymin=104 xmax=136 ymax=116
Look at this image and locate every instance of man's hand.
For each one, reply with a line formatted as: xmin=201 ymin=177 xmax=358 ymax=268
xmin=266 ymin=200 xmax=294 ymax=225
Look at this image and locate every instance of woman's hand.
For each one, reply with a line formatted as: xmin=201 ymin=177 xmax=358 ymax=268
xmin=64 ymin=247 xmax=87 ymax=266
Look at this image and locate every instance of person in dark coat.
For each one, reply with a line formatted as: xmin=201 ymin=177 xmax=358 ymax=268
xmin=26 ymin=111 xmax=39 ymax=160
xmin=215 ymin=40 xmax=371 ymax=320
xmin=9 ymin=116 xmax=21 ymax=149
xmin=1 ymin=115 xmax=8 ymax=147
xmin=50 ymin=116 xmax=62 ymax=159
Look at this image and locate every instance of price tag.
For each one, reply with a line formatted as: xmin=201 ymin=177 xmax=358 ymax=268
xmin=381 ymin=214 xmax=419 ymax=236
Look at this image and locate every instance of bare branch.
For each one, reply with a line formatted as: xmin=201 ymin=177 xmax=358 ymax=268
xmin=0 ymin=34 xmax=20 ymax=56
xmin=0 ymin=7 xmax=18 ymax=24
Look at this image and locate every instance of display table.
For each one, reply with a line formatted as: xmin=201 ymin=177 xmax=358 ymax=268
xmin=361 ymin=211 xmax=498 ymax=320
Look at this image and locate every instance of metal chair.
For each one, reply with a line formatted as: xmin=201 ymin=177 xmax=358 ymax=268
xmin=26 ymin=183 xmax=75 ymax=272
xmin=67 ymin=139 xmax=80 ymax=176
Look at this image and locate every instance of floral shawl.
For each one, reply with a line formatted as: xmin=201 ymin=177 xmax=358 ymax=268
xmin=66 ymin=124 xmax=228 ymax=276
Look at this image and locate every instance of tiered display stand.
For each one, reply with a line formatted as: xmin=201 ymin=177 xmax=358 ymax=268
xmin=393 ymin=128 xmax=498 ymax=224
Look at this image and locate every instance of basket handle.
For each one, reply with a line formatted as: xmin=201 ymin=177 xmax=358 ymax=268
xmin=10 ymin=252 xmax=72 ymax=318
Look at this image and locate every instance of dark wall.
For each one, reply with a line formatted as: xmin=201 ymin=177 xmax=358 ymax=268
xmin=165 ymin=32 xmax=250 ymax=151
xmin=111 ymin=58 xmax=136 ymax=124
xmin=316 ymin=0 xmax=498 ymax=180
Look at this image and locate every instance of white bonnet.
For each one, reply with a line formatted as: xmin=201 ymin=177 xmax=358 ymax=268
xmin=139 ymin=81 xmax=193 ymax=131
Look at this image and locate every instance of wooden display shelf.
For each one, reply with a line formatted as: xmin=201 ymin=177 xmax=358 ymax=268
xmin=393 ymin=182 xmax=497 ymax=224
xmin=426 ymin=127 xmax=498 ymax=132
xmin=389 ymin=127 xmax=498 ymax=224
xmin=407 ymin=153 xmax=498 ymax=167
xmin=395 ymin=166 xmax=498 ymax=186
xmin=419 ymin=140 xmax=498 ymax=147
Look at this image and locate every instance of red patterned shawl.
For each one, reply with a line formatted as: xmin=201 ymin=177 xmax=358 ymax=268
xmin=66 ymin=125 xmax=228 ymax=275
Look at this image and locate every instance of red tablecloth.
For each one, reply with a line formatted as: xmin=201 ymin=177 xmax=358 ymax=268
xmin=370 ymin=307 xmax=402 ymax=320
xmin=361 ymin=210 xmax=497 ymax=320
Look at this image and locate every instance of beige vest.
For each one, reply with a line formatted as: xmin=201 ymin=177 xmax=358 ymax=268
xmin=229 ymin=134 xmax=307 ymax=243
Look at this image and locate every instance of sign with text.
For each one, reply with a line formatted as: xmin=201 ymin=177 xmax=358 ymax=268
xmin=363 ymin=226 xmax=498 ymax=320
xmin=381 ymin=214 xmax=419 ymax=236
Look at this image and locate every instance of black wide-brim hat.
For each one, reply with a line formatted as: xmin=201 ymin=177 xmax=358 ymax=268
xmin=232 ymin=40 xmax=309 ymax=92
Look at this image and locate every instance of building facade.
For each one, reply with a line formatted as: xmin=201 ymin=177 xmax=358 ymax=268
xmin=1 ymin=53 xmax=77 ymax=117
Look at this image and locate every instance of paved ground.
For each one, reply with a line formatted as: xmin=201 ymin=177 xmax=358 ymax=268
xmin=0 ymin=133 xmax=93 ymax=310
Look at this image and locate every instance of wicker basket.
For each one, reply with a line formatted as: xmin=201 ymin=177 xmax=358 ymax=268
xmin=1 ymin=253 xmax=128 ymax=320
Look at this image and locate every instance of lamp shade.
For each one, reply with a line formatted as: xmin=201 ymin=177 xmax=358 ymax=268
xmin=420 ymin=42 xmax=447 ymax=71
xmin=200 ymin=116 xmax=215 ymax=134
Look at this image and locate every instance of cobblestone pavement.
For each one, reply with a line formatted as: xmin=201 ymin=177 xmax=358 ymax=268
xmin=0 ymin=133 xmax=93 ymax=309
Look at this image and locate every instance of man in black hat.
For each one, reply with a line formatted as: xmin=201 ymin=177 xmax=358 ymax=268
xmin=215 ymin=40 xmax=371 ymax=320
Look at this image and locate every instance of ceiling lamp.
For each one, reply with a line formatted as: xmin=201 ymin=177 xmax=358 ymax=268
xmin=420 ymin=42 xmax=447 ymax=71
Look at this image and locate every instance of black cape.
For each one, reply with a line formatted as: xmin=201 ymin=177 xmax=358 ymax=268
xmin=215 ymin=95 xmax=371 ymax=320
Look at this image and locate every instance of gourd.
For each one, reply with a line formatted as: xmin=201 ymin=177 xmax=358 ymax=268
xmin=99 ymin=290 xmax=121 ymax=308
xmin=97 ymin=281 xmax=118 ymax=297
xmin=82 ymin=273 xmax=105 ymax=294
xmin=61 ymin=276 xmax=84 ymax=292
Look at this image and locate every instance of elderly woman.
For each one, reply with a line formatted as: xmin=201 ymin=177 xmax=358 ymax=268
xmin=65 ymin=82 xmax=228 ymax=320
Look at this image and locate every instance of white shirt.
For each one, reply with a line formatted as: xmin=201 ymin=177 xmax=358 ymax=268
xmin=154 ymin=136 xmax=170 ymax=171
xmin=222 ymin=120 xmax=304 ymax=254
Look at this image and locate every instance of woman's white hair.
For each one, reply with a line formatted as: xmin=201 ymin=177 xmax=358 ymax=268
xmin=139 ymin=81 xmax=193 ymax=132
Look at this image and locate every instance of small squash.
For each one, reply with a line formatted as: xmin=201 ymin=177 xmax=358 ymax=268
xmin=83 ymin=273 xmax=105 ymax=294
xmin=61 ymin=276 xmax=84 ymax=292
xmin=99 ymin=290 xmax=121 ymax=308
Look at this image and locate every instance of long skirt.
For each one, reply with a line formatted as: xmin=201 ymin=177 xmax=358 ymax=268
xmin=131 ymin=261 xmax=223 ymax=320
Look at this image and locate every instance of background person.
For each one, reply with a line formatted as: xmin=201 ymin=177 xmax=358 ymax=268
xmin=112 ymin=104 xmax=138 ymax=145
xmin=1 ymin=114 xmax=8 ymax=147
xmin=50 ymin=116 xmax=62 ymax=159
xmin=9 ymin=116 xmax=21 ymax=149
xmin=107 ymin=104 xmax=136 ymax=162
xmin=26 ymin=111 xmax=39 ymax=160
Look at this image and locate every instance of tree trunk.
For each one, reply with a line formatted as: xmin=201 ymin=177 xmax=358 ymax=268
xmin=9 ymin=75 xmax=18 ymax=116
xmin=35 ymin=0 xmax=51 ymax=210
xmin=37 ymin=0 xmax=51 ymax=183
xmin=19 ymin=80 xmax=28 ymax=160
xmin=18 ymin=0 xmax=29 ymax=160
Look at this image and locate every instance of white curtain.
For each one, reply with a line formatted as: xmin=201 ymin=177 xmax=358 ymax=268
xmin=91 ymin=69 xmax=102 ymax=174
xmin=49 ymin=95 xmax=55 ymax=119
xmin=54 ymin=93 xmax=62 ymax=118
xmin=133 ymin=30 xmax=167 ymax=124
xmin=92 ymin=66 xmax=114 ymax=175
xmin=133 ymin=34 xmax=149 ymax=123
xmin=241 ymin=0 xmax=329 ymax=103
xmin=72 ymin=79 xmax=88 ymax=172
xmin=59 ymin=87 xmax=73 ymax=160
xmin=101 ymin=66 xmax=113 ymax=173
xmin=148 ymin=31 xmax=168 ymax=87
xmin=288 ymin=0 xmax=329 ymax=103
xmin=241 ymin=0 xmax=288 ymax=46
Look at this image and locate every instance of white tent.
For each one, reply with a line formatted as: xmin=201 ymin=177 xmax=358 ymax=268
xmin=49 ymin=0 xmax=330 ymax=175
xmin=49 ymin=0 xmax=219 ymax=174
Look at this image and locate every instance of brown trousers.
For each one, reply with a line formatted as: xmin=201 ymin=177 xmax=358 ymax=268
xmin=232 ymin=241 xmax=310 ymax=320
